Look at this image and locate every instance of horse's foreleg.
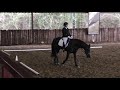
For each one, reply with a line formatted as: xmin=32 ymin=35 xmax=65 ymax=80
xmin=62 ymin=52 xmax=69 ymax=64
xmin=54 ymin=48 xmax=60 ymax=65
xmin=73 ymin=52 xmax=78 ymax=67
xmin=54 ymin=56 xmax=57 ymax=64
xmin=54 ymin=54 xmax=59 ymax=65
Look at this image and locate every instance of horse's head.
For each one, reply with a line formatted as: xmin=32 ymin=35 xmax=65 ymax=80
xmin=85 ymin=44 xmax=91 ymax=58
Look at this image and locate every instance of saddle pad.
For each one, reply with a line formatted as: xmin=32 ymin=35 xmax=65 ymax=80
xmin=58 ymin=38 xmax=63 ymax=47
xmin=58 ymin=38 xmax=69 ymax=47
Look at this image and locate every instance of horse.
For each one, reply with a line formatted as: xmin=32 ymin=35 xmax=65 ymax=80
xmin=51 ymin=37 xmax=91 ymax=67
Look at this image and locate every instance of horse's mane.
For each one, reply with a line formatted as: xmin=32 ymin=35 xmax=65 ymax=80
xmin=71 ymin=39 xmax=87 ymax=44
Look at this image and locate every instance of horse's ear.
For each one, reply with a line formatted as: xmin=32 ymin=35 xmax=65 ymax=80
xmin=89 ymin=44 xmax=90 ymax=47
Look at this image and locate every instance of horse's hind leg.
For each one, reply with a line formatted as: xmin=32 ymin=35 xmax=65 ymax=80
xmin=54 ymin=49 xmax=60 ymax=65
xmin=54 ymin=56 xmax=57 ymax=64
xmin=62 ymin=52 xmax=70 ymax=65
xmin=54 ymin=55 xmax=59 ymax=65
xmin=73 ymin=52 xmax=78 ymax=67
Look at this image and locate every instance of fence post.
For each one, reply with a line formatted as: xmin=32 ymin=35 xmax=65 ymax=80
xmin=2 ymin=65 xmax=14 ymax=78
xmin=31 ymin=12 xmax=34 ymax=44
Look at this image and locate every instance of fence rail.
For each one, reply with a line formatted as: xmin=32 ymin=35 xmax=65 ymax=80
xmin=0 ymin=51 xmax=39 ymax=78
xmin=0 ymin=28 xmax=120 ymax=46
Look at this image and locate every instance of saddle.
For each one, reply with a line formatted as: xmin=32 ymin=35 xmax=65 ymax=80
xmin=58 ymin=36 xmax=72 ymax=48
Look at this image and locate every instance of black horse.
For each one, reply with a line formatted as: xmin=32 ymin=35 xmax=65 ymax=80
xmin=51 ymin=37 xmax=91 ymax=67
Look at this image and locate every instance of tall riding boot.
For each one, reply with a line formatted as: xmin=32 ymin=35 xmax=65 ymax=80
xmin=63 ymin=43 xmax=65 ymax=52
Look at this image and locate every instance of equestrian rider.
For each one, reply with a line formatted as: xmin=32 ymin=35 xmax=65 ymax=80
xmin=62 ymin=22 xmax=73 ymax=51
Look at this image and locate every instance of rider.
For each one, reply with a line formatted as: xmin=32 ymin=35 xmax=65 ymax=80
xmin=62 ymin=22 xmax=73 ymax=51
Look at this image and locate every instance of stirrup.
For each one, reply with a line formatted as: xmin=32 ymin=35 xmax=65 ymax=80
xmin=63 ymin=47 xmax=65 ymax=52
xmin=63 ymin=49 xmax=65 ymax=52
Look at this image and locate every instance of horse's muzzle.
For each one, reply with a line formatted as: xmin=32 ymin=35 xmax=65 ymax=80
xmin=87 ymin=54 xmax=91 ymax=58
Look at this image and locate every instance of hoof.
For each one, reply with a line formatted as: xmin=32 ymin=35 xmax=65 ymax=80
xmin=54 ymin=63 xmax=58 ymax=65
xmin=75 ymin=65 xmax=80 ymax=68
xmin=57 ymin=63 xmax=61 ymax=65
xmin=54 ymin=62 xmax=60 ymax=65
xmin=61 ymin=62 xmax=64 ymax=64
xmin=62 ymin=64 xmax=65 ymax=66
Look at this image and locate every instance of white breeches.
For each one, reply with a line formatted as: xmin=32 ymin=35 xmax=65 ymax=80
xmin=63 ymin=36 xmax=73 ymax=47
xmin=63 ymin=37 xmax=68 ymax=46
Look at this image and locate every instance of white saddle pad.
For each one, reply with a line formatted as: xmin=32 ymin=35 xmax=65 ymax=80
xmin=58 ymin=38 xmax=69 ymax=47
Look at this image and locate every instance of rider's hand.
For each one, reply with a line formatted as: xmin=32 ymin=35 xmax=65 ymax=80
xmin=68 ymin=36 xmax=73 ymax=39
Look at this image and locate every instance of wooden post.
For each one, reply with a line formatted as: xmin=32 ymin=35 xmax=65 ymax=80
xmin=2 ymin=66 xmax=14 ymax=78
xmin=31 ymin=12 xmax=34 ymax=44
xmin=72 ymin=13 xmax=75 ymax=38
xmin=31 ymin=12 xmax=33 ymax=30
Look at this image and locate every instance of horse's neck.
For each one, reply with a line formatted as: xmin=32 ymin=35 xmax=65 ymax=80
xmin=78 ymin=41 xmax=87 ymax=50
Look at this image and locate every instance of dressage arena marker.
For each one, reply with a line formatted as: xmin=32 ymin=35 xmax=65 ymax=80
xmin=19 ymin=62 xmax=39 ymax=75
xmin=1 ymin=50 xmax=11 ymax=56
xmin=15 ymin=55 xmax=18 ymax=61
xmin=3 ymin=46 xmax=102 ymax=52
xmin=90 ymin=46 xmax=102 ymax=48
xmin=4 ymin=49 xmax=51 ymax=52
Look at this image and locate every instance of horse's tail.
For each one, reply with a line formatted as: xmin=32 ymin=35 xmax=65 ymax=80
xmin=51 ymin=45 xmax=55 ymax=57
xmin=51 ymin=39 xmax=56 ymax=57
xmin=51 ymin=37 xmax=61 ymax=57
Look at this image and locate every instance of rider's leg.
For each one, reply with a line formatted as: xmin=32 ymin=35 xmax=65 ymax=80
xmin=63 ymin=37 xmax=67 ymax=51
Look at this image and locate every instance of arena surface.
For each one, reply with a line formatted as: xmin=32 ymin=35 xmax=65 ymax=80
xmin=1 ymin=43 xmax=120 ymax=78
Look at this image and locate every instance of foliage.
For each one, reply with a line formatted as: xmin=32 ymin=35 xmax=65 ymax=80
xmin=0 ymin=12 xmax=120 ymax=30
xmin=0 ymin=13 xmax=31 ymax=30
xmin=100 ymin=13 xmax=120 ymax=28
